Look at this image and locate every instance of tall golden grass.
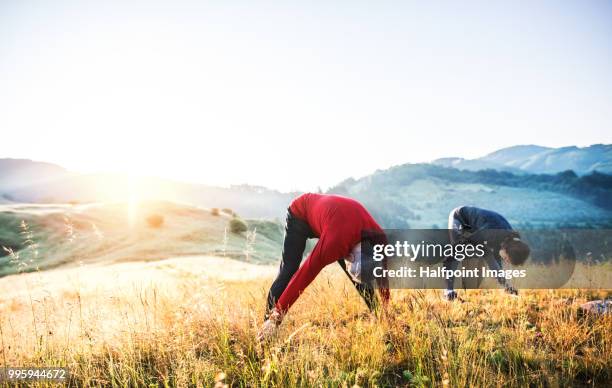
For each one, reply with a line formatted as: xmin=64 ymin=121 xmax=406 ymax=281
xmin=0 ymin=262 xmax=610 ymax=387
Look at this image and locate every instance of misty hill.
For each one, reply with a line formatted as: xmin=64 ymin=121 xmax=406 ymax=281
xmin=432 ymin=157 xmax=523 ymax=174
xmin=0 ymin=159 xmax=295 ymax=219
xmin=433 ymin=144 xmax=612 ymax=175
xmin=328 ymin=164 xmax=612 ymax=228
xmin=0 ymin=159 xmax=69 ymax=193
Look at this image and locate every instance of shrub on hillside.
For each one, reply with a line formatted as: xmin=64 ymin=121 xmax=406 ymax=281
xmin=146 ymin=214 xmax=165 ymax=228
xmin=229 ymin=217 xmax=248 ymax=234
xmin=221 ymin=208 xmax=235 ymax=216
xmin=211 ymin=208 xmax=220 ymax=216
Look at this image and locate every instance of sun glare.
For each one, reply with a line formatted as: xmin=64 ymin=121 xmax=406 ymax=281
xmin=127 ymin=175 xmax=140 ymax=228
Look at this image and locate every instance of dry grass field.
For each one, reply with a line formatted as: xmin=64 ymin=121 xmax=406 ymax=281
xmin=0 ymin=256 xmax=610 ymax=387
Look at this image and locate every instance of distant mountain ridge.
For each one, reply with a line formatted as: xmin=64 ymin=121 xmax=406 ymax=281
xmin=1 ymin=143 xmax=611 ymax=226
xmin=0 ymin=158 xmax=69 ymax=192
xmin=433 ymin=144 xmax=612 ymax=175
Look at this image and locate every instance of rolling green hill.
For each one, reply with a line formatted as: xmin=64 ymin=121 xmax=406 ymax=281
xmin=0 ymin=201 xmax=286 ymax=277
xmin=2 ymin=153 xmax=612 ymax=276
xmin=328 ymin=164 xmax=612 ymax=228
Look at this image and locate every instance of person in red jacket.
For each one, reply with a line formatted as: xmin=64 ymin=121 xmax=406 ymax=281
xmin=258 ymin=193 xmax=389 ymax=341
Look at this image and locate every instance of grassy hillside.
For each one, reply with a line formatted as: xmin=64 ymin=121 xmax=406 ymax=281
xmin=0 ymin=201 xmax=285 ymax=277
xmin=329 ymin=164 xmax=612 ymax=228
xmin=0 ymin=258 xmax=610 ymax=387
xmin=4 ymin=153 xmax=612 ymax=224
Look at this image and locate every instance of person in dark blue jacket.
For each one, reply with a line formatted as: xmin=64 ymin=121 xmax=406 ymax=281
xmin=444 ymin=206 xmax=530 ymax=301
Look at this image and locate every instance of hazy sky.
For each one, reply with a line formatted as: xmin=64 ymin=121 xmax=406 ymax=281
xmin=1 ymin=1 xmax=611 ymax=191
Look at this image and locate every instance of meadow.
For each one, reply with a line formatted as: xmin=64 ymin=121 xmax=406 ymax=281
xmin=1 ymin=262 xmax=610 ymax=387
xmin=0 ymin=202 xmax=610 ymax=387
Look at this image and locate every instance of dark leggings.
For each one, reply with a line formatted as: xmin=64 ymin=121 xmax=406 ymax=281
xmin=265 ymin=209 xmax=378 ymax=318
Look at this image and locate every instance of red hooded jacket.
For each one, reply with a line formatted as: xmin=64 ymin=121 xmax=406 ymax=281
xmin=275 ymin=193 xmax=389 ymax=313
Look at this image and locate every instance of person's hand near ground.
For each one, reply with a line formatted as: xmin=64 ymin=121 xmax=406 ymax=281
xmin=505 ymin=286 xmax=519 ymax=297
xmin=257 ymin=308 xmax=283 ymax=343
xmin=444 ymin=289 xmax=458 ymax=301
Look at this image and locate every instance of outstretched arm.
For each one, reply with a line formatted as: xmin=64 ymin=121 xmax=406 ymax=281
xmin=443 ymin=255 xmax=461 ymax=291
xmin=258 ymin=235 xmax=339 ymax=342
xmin=484 ymin=253 xmax=507 ymax=287
xmin=448 ymin=207 xmax=465 ymax=244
